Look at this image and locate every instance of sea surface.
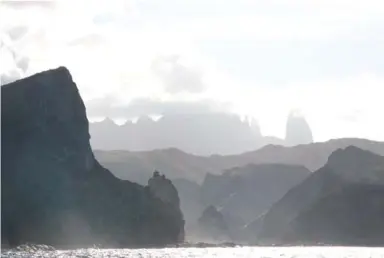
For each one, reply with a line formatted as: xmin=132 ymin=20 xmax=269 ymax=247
xmin=2 ymin=247 xmax=384 ymax=258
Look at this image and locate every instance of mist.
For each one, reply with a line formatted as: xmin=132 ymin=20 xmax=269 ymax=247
xmin=1 ymin=0 xmax=383 ymax=142
xmin=2 ymin=0 xmax=384 ymax=252
xmin=89 ymin=109 xmax=313 ymax=155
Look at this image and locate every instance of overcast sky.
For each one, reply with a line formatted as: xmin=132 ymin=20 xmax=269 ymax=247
xmin=1 ymin=0 xmax=383 ymax=141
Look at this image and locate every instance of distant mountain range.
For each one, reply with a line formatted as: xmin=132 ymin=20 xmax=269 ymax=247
xmin=89 ymin=111 xmax=313 ymax=155
xmin=95 ymin=138 xmax=384 ymax=184
xmin=97 ymin=138 xmax=384 ymax=243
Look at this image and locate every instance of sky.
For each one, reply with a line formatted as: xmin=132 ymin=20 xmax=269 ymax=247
xmin=1 ymin=0 xmax=383 ymax=142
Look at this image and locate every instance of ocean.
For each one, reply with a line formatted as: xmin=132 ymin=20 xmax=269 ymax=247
xmin=2 ymin=246 xmax=384 ymax=258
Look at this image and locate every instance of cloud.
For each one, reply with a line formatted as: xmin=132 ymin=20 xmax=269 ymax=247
xmin=251 ymin=73 xmax=384 ymax=141
xmin=1 ymin=0 xmax=383 ymax=142
xmin=1 ymin=0 xmax=56 ymax=9
xmin=151 ymin=55 xmax=205 ymax=94
xmin=1 ymin=72 xmax=20 ymax=85
xmin=134 ymin=0 xmax=384 ymax=43
xmin=6 ymin=25 xmax=29 ymax=41
xmin=86 ymin=97 xmax=231 ymax=118
xmin=0 ymin=32 xmax=30 ymax=85
xmin=67 ymin=33 xmax=105 ymax=47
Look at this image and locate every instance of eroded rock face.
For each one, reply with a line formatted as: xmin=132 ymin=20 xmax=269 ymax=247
xmin=1 ymin=67 xmax=184 ymax=248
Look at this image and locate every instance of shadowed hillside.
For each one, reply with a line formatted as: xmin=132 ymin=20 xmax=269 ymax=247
xmin=256 ymin=147 xmax=384 ymax=245
xmin=1 ymin=67 xmax=184 ymax=248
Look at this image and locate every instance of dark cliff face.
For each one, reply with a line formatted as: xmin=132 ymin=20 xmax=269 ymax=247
xmin=148 ymin=171 xmax=185 ymax=242
xmin=1 ymin=67 xmax=184 ymax=248
xmin=148 ymin=171 xmax=181 ymax=208
xmin=258 ymin=147 xmax=384 ymax=245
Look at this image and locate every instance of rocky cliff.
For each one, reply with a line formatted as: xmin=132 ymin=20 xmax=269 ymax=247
xmin=192 ymin=205 xmax=231 ymax=243
xmin=285 ymin=111 xmax=313 ymax=146
xmin=1 ymin=67 xmax=184 ymax=248
xmin=148 ymin=171 xmax=181 ymax=207
xmin=148 ymin=171 xmax=185 ymax=241
xmin=257 ymin=146 xmax=384 ymax=245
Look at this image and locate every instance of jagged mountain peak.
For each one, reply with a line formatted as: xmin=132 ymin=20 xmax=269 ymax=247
xmin=285 ymin=110 xmax=313 ymax=146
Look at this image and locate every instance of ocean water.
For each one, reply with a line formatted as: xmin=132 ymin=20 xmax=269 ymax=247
xmin=2 ymin=247 xmax=384 ymax=258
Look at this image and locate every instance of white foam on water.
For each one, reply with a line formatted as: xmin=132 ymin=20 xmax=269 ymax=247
xmin=2 ymin=246 xmax=384 ymax=258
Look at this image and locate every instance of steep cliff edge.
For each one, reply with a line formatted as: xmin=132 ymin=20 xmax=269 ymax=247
xmin=1 ymin=67 xmax=184 ymax=248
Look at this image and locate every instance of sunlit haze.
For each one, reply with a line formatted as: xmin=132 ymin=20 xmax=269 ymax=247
xmin=1 ymin=0 xmax=383 ymax=141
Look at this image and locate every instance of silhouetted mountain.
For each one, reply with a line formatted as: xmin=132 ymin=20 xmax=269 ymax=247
xmin=97 ymin=139 xmax=384 ymax=243
xmin=96 ymin=138 xmax=384 ymax=184
xmin=89 ymin=109 xmax=317 ymax=155
xmin=1 ymin=67 xmax=184 ymax=248
xmin=90 ymin=113 xmax=265 ymax=155
xmin=210 ymin=138 xmax=384 ymax=174
xmin=285 ymin=111 xmax=313 ymax=146
xmin=256 ymin=147 xmax=384 ymax=245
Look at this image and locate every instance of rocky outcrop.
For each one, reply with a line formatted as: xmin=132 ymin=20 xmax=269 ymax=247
xmin=257 ymin=146 xmax=384 ymax=245
xmin=148 ymin=171 xmax=181 ymax=207
xmin=285 ymin=111 xmax=313 ymax=146
xmin=1 ymin=67 xmax=184 ymax=248
xmin=194 ymin=206 xmax=231 ymax=242
xmin=148 ymin=171 xmax=185 ymax=242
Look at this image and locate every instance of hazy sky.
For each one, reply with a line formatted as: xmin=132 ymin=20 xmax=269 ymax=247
xmin=1 ymin=0 xmax=383 ymax=141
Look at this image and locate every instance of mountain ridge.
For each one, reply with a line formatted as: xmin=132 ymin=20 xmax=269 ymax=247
xmin=89 ymin=110 xmax=315 ymax=155
xmin=96 ymin=138 xmax=384 ymax=184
